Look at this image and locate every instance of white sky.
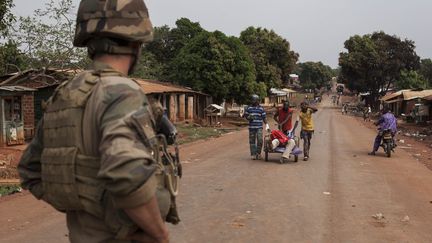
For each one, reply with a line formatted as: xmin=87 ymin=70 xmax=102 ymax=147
xmin=13 ymin=0 xmax=432 ymax=68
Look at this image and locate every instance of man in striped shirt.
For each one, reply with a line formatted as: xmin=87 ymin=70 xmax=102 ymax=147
xmin=244 ymin=94 xmax=269 ymax=160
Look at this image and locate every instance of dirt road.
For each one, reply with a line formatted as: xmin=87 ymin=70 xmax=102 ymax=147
xmin=1 ymin=100 xmax=432 ymax=242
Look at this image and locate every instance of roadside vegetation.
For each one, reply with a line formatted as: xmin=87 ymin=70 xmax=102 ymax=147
xmin=176 ymin=124 xmax=236 ymax=145
xmin=0 ymin=184 xmax=21 ymax=197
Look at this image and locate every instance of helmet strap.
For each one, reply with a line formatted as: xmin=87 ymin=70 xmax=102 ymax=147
xmin=87 ymin=38 xmax=141 ymax=75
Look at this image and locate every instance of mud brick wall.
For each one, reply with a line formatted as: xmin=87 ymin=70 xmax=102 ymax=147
xmin=22 ymin=94 xmax=35 ymax=138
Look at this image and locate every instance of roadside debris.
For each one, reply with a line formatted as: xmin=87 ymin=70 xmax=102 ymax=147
xmin=398 ymin=139 xmax=405 ymax=144
xmin=230 ymin=217 xmax=246 ymax=228
xmin=372 ymin=213 xmax=385 ymax=220
xmin=323 ymin=192 xmax=331 ymax=195
xmin=401 ymin=215 xmax=410 ymax=222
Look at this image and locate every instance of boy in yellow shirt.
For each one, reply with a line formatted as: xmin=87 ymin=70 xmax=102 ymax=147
xmin=299 ymin=102 xmax=318 ymax=161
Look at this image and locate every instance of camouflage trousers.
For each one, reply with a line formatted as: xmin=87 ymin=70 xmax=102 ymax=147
xmin=249 ymin=128 xmax=263 ymax=156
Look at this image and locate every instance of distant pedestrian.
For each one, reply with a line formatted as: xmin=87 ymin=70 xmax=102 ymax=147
xmin=363 ymin=105 xmax=372 ymax=121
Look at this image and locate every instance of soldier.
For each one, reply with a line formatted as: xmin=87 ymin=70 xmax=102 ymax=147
xmin=18 ymin=0 xmax=180 ymax=242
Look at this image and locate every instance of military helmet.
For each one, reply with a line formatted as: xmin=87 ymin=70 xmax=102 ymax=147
xmin=73 ymin=0 xmax=154 ymax=47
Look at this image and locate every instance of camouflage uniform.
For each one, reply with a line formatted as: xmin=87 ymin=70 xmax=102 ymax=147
xmin=18 ymin=1 xmax=179 ymax=242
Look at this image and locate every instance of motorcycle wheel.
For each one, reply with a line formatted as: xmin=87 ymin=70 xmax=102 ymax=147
xmin=385 ymin=143 xmax=391 ymax=158
xmin=265 ymin=150 xmax=269 ymax=162
xmin=294 ymin=155 xmax=298 ymax=162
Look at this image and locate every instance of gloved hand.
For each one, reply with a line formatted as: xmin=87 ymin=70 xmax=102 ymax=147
xmin=265 ymin=123 xmax=270 ymax=132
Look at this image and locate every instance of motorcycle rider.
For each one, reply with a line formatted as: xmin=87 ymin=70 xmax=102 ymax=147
xmin=369 ymin=107 xmax=397 ymax=156
xmin=273 ymin=100 xmax=297 ymax=162
xmin=244 ymin=94 xmax=269 ymax=160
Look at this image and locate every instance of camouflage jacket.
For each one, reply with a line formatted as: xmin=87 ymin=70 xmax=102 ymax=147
xmin=18 ymin=61 xmax=158 ymax=209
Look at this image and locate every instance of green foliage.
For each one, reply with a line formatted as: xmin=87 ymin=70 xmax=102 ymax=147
xmin=142 ymin=18 xmax=205 ymax=80
xmin=10 ymin=0 xmax=87 ymax=69
xmin=240 ymin=27 xmax=298 ymax=90
xmin=296 ymin=62 xmax=333 ymax=90
xmin=339 ymin=31 xmax=420 ymax=104
xmin=134 ymin=50 xmax=166 ymax=80
xmin=170 ymin=18 xmax=205 ymax=57
xmin=0 ymin=0 xmax=14 ymax=37
xmin=176 ymin=124 xmax=232 ymax=144
xmin=419 ymin=58 xmax=432 ymax=87
xmin=170 ymin=31 xmax=261 ymax=104
xmin=0 ymin=40 xmax=29 ymax=75
xmin=395 ymin=70 xmax=428 ymax=89
xmin=0 ymin=185 xmax=21 ymax=197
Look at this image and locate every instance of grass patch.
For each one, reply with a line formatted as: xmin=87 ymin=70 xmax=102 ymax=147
xmin=0 ymin=184 xmax=22 ymax=197
xmin=177 ymin=125 xmax=236 ymax=144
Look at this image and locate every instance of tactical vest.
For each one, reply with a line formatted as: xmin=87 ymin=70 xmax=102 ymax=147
xmin=41 ymin=69 xmax=179 ymax=239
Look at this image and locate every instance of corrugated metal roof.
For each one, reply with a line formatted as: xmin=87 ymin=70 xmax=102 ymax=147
xmin=282 ymin=88 xmax=297 ymax=93
xmin=403 ymin=90 xmax=432 ymax=101
xmin=270 ymin=88 xmax=288 ymax=96
xmin=135 ymin=79 xmax=208 ymax=96
xmin=382 ymin=89 xmax=432 ymax=102
xmin=424 ymin=95 xmax=432 ymax=101
xmin=381 ymin=90 xmax=408 ymax=101
xmin=0 ymin=86 xmax=37 ymax=92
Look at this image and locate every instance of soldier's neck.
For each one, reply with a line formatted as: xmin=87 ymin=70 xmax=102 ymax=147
xmin=93 ymin=54 xmax=133 ymax=76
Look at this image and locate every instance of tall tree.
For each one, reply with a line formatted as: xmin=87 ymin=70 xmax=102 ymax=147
xmin=143 ymin=18 xmax=205 ymax=80
xmin=395 ymin=70 xmax=428 ymax=89
xmin=0 ymin=0 xmax=14 ymax=37
xmin=0 ymin=40 xmax=29 ymax=75
xmin=170 ymin=31 xmax=264 ymax=104
xmin=339 ymin=31 xmax=420 ymax=106
xmin=133 ymin=50 xmax=166 ymax=80
xmin=419 ymin=58 xmax=432 ymax=87
xmin=10 ymin=0 xmax=87 ymax=69
xmin=240 ymin=27 xmax=298 ymax=90
xmin=296 ymin=62 xmax=333 ymax=90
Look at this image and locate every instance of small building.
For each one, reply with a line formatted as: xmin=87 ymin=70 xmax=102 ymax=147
xmin=381 ymin=89 xmax=432 ymax=121
xmin=0 ymin=69 xmax=73 ymax=145
xmin=204 ymin=104 xmax=224 ymax=125
xmin=0 ymin=70 xmax=211 ymax=146
xmin=135 ymin=79 xmax=211 ymax=123
xmin=265 ymin=88 xmax=297 ymax=106
xmin=282 ymin=88 xmax=298 ymax=100
xmin=287 ymin=74 xmax=300 ymax=87
xmin=0 ymin=86 xmax=37 ymax=146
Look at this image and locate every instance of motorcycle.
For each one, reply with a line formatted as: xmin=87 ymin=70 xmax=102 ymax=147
xmin=380 ymin=129 xmax=395 ymax=158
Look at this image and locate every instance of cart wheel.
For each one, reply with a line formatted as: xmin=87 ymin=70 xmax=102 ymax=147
xmin=265 ymin=151 xmax=268 ymax=162
xmin=294 ymin=155 xmax=298 ymax=162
